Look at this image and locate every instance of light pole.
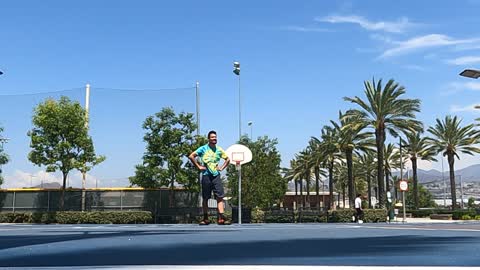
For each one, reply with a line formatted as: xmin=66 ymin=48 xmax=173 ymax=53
xmin=248 ymin=121 xmax=253 ymax=140
xmin=233 ymin=61 xmax=241 ymax=141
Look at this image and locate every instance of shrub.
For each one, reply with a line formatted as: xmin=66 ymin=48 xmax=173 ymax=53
xmin=0 ymin=211 xmax=152 ymax=224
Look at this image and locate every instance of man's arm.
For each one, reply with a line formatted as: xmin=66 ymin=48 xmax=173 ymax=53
xmin=189 ymin=151 xmax=206 ymax=171
xmin=218 ymin=157 xmax=230 ymax=171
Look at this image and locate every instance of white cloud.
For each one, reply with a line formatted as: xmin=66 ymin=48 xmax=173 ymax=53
xmin=446 ymin=56 xmax=480 ymax=65
xmin=402 ymin=64 xmax=427 ymax=71
xmin=283 ymin=26 xmax=331 ymax=33
xmin=379 ymin=34 xmax=480 ymax=59
xmin=1 ymin=170 xmax=102 ymax=189
xmin=316 ymin=15 xmax=414 ymax=33
xmin=449 ymin=103 xmax=480 ymax=113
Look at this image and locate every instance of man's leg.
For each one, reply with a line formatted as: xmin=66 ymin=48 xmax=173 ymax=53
xmin=200 ymin=175 xmax=212 ymax=225
xmin=212 ymin=175 xmax=229 ymax=224
xmin=217 ymin=197 xmax=224 ymax=215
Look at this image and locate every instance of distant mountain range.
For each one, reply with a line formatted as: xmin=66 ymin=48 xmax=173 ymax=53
xmin=393 ymin=164 xmax=480 ymax=183
xmin=287 ymin=164 xmax=480 ymax=191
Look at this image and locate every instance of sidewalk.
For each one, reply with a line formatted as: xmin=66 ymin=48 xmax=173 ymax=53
xmin=388 ymin=217 xmax=479 ymax=224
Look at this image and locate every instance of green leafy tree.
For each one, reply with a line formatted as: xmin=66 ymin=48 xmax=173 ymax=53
xmin=226 ymin=136 xmax=286 ymax=209
xmin=427 ymin=116 xmax=480 ymax=209
xmin=403 ymin=131 xmax=437 ymax=209
xmin=28 ymin=97 xmax=104 ymax=209
xmin=0 ymin=126 xmax=9 ymax=185
xmin=130 ymin=107 xmax=200 ymax=206
xmin=468 ymin=197 xmax=476 ymax=209
xmin=405 ymin=182 xmax=436 ymax=209
xmin=344 ymin=78 xmax=422 ymax=208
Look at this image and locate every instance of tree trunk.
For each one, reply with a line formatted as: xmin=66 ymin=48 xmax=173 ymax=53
xmin=342 ymin=184 xmax=346 ymax=209
xmin=315 ymin=166 xmax=320 ymax=208
xmin=306 ymin=172 xmax=310 ymax=208
xmin=60 ymin=172 xmax=68 ymax=210
xmin=328 ymin=161 xmax=334 ymax=210
xmin=294 ymin=179 xmax=298 ymax=210
xmin=169 ymin=177 xmax=175 ymax=208
xmin=367 ymin=173 xmax=372 ymax=208
xmin=376 ymin=127 xmax=386 ymax=208
xmin=299 ymin=178 xmax=304 ymax=209
xmin=412 ymin=157 xmax=419 ymax=210
xmin=346 ymin=149 xmax=355 ymax=208
xmin=448 ymin=153 xmax=457 ymax=209
xmin=385 ymin=169 xmax=390 ymax=193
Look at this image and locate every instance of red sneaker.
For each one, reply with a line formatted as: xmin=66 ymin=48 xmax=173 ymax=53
xmin=217 ymin=218 xmax=231 ymax=225
xmin=199 ymin=219 xmax=210 ymax=225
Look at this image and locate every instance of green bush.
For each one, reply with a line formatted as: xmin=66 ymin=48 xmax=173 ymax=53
xmin=452 ymin=210 xmax=476 ymax=220
xmin=0 ymin=211 xmax=153 ymax=224
xmin=326 ymin=209 xmax=387 ymax=223
xmin=251 ymin=208 xmax=265 ymax=223
xmin=264 ymin=210 xmax=295 ymax=223
xmin=363 ymin=209 xmax=388 ymax=223
xmin=461 ymin=214 xmax=472 ymax=220
xmin=327 ymin=209 xmax=356 ymax=223
xmin=475 ymin=215 xmax=480 ymax=220
xmin=410 ymin=209 xmax=435 ymax=218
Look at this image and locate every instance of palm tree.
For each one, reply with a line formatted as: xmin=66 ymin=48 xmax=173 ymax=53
xmin=333 ymin=111 xmax=374 ymax=208
xmin=284 ymin=158 xmax=301 ymax=210
xmin=427 ymin=116 xmax=480 ymax=209
xmin=295 ymin=149 xmax=314 ymax=208
xmin=0 ymin=126 xmax=9 ymax=185
xmin=356 ymin=151 xmax=376 ymax=208
xmin=383 ymin=143 xmax=402 ymax=193
xmin=404 ymin=131 xmax=437 ymax=209
xmin=308 ymin=138 xmax=327 ymax=208
xmin=312 ymin=125 xmax=341 ymax=210
xmin=344 ymin=78 xmax=422 ymax=208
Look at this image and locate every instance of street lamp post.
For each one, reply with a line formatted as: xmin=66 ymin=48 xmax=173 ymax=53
xmin=460 ymin=69 xmax=480 ymax=79
xmin=233 ymin=61 xmax=241 ymax=141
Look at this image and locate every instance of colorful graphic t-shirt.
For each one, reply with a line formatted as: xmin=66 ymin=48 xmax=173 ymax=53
xmin=195 ymin=144 xmax=228 ymax=176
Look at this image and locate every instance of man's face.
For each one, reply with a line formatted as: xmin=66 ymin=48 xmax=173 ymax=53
xmin=209 ymin=133 xmax=217 ymax=145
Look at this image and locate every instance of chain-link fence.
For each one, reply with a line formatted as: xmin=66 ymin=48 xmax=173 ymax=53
xmin=0 ymin=188 xmax=206 ymax=223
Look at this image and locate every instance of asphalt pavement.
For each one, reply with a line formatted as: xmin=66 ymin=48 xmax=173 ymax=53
xmin=1 ymin=221 xmax=480 ymax=268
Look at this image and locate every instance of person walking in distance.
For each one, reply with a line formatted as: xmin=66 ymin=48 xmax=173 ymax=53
xmin=355 ymin=194 xmax=364 ymax=223
xmin=189 ymin=130 xmax=231 ymax=225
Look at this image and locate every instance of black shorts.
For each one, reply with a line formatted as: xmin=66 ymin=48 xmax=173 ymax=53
xmin=202 ymin=174 xmax=225 ymax=200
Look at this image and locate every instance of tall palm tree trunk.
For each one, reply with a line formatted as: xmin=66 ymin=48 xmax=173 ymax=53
xmin=294 ymin=179 xmax=298 ymax=210
xmin=300 ymin=178 xmax=304 ymax=209
xmin=328 ymin=161 xmax=334 ymax=210
xmin=385 ymin=169 xmax=390 ymax=193
xmin=346 ymin=149 xmax=354 ymax=208
xmin=367 ymin=173 xmax=372 ymax=208
xmin=412 ymin=157 xmax=419 ymax=209
xmin=448 ymin=154 xmax=457 ymax=209
xmin=342 ymin=184 xmax=346 ymax=208
xmin=315 ymin=166 xmax=320 ymax=208
xmin=376 ymin=127 xmax=386 ymax=208
xmin=306 ymin=172 xmax=310 ymax=208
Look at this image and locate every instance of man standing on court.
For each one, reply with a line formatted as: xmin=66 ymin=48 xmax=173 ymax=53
xmin=189 ymin=130 xmax=231 ymax=225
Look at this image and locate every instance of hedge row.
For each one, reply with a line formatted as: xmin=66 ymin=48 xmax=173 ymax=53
xmin=254 ymin=209 xmax=387 ymax=223
xmin=409 ymin=209 xmax=480 ymax=220
xmin=0 ymin=211 xmax=152 ymax=224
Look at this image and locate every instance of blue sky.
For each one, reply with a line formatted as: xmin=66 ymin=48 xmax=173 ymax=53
xmin=1 ymin=1 xmax=480 ymax=188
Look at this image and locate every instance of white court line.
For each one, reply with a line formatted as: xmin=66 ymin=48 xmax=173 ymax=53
xmin=357 ymin=225 xmax=480 ymax=232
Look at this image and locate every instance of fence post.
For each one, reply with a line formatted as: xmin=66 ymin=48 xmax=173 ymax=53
xmin=47 ymin=191 xmax=50 ymax=212
xmin=120 ymin=190 xmax=123 ymax=210
xmin=12 ymin=191 xmax=16 ymax=213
